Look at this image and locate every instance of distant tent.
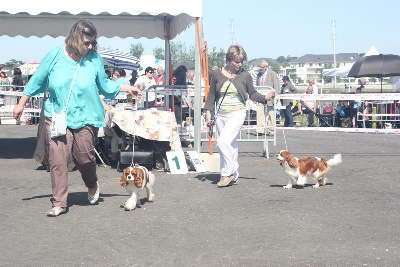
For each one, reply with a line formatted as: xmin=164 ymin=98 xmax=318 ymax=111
xmin=364 ymin=46 xmax=379 ymax=57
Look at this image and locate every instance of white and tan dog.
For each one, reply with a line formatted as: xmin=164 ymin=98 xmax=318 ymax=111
xmin=119 ymin=164 xmax=155 ymax=211
xmin=276 ymin=150 xmax=342 ymax=189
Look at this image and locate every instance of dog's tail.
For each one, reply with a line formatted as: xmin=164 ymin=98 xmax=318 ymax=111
xmin=327 ymin=154 xmax=342 ymax=167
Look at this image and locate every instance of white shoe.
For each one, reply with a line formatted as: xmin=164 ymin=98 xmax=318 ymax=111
xmin=88 ymin=182 xmax=99 ymax=205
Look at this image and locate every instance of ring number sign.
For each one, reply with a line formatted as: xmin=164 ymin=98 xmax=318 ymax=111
xmin=166 ymin=151 xmax=188 ymax=174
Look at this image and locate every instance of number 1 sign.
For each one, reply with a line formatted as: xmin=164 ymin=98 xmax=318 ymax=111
xmin=166 ymin=151 xmax=188 ymax=174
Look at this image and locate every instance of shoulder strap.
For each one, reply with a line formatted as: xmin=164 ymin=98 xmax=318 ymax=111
xmin=52 ymin=57 xmax=82 ymax=113
xmin=215 ymin=68 xmax=243 ymax=114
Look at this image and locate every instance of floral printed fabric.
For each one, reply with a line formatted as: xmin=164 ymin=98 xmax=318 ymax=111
xmin=105 ymin=109 xmax=182 ymax=151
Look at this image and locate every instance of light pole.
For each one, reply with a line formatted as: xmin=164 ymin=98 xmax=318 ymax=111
xmin=229 ymin=18 xmax=235 ymax=44
xmin=331 ymin=20 xmax=337 ymax=89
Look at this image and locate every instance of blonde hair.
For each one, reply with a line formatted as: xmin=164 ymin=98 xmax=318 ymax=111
xmin=225 ymin=44 xmax=247 ymax=63
xmin=65 ymin=19 xmax=98 ymax=56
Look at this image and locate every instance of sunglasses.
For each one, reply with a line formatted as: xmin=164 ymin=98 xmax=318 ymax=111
xmin=83 ymin=40 xmax=97 ymax=47
xmin=148 ymin=71 xmax=154 ymax=74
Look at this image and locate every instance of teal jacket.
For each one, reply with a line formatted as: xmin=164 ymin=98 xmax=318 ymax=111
xmin=23 ymin=45 xmax=125 ymax=129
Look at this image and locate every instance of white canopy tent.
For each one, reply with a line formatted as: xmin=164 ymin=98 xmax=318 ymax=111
xmin=0 ymin=0 xmax=204 ymax=152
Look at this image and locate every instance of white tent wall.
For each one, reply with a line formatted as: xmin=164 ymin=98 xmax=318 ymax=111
xmin=0 ymin=0 xmax=204 ymax=153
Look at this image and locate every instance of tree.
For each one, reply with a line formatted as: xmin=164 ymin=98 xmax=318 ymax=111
xmin=267 ymin=60 xmax=280 ymax=73
xmin=170 ymin=41 xmax=195 ymax=63
xmin=152 ymin=41 xmax=195 ymax=63
xmin=153 ymin=47 xmax=165 ymax=60
xmin=129 ymin=43 xmax=144 ymax=58
xmin=207 ymin=47 xmax=225 ymax=72
xmin=5 ymin=59 xmax=24 ymax=68
xmin=276 ymin=55 xmax=297 ymax=67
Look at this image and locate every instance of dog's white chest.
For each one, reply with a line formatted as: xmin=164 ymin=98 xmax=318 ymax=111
xmin=284 ymin=162 xmax=299 ymax=177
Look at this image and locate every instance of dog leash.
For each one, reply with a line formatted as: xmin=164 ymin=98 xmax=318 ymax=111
xmin=281 ymin=126 xmax=289 ymax=151
xmin=130 ymin=135 xmax=136 ymax=171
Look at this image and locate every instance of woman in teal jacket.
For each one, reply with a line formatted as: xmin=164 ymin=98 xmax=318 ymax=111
xmin=13 ymin=19 xmax=141 ymax=217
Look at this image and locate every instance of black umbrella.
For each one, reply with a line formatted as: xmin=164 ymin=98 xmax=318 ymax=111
xmin=347 ymin=54 xmax=400 ymax=92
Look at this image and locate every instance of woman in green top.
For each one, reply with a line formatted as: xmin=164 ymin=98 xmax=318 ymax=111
xmin=204 ymin=44 xmax=275 ymax=187
xmin=13 ymin=19 xmax=142 ymax=217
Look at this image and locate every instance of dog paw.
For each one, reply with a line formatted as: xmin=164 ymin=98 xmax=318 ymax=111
xmin=148 ymin=194 xmax=155 ymax=202
xmin=283 ymin=185 xmax=292 ymax=189
xmin=312 ymin=184 xmax=320 ymax=188
xmin=124 ymin=202 xmax=136 ymax=211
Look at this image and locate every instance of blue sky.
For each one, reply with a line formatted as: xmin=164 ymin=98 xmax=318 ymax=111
xmin=0 ymin=0 xmax=398 ymax=63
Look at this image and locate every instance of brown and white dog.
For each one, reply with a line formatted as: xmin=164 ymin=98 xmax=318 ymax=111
xmin=119 ymin=164 xmax=155 ymax=211
xmin=276 ymin=150 xmax=342 ymax=189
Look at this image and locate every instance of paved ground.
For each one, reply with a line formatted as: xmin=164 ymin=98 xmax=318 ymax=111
xmin=0 ymin=125 xmax=399 ymax=267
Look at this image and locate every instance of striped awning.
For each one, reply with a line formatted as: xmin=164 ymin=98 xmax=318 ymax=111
xmin=99 ymin=49 xmax=140 ymax=70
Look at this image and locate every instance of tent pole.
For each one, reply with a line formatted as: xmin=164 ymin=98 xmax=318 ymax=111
xmin=193 ymin=17 xmax=202 ymax=153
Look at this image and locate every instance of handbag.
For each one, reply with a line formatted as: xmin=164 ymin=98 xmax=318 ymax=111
xmin=50 ymin=109 xmax=67 ymax=138
xmin=50 ymin=58 xmax=82 ymax=138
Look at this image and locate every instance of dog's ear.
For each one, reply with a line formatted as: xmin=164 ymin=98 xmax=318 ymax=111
xmin=285 ymin=152 xmax=299 ymax=168
xmin=133 ymin=168 xmax=144 ymax=188
xmin=119 ymin=169 xmax=128 ymax=187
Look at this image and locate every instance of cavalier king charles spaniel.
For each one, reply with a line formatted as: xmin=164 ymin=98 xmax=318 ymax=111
xmin=276 ymin=150 xmax=342 ymax=189
xmin=119 ymin=164 xmax=155 ymax=211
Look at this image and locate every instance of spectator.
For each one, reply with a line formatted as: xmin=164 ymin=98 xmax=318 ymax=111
xmin=255 ymin=60 xmax=280 ymax=136
xmin=134 ymin=66 xmax=157 ymax=108
xmin=12 ymin=67 xmax=24 ymax=91
xmin=280 ymin=76 xmax=298 ymax=127
xmin=0 ymin=69 xmax=10 ymax=89
xmin=187 ymin=69 xmax=195 ymax=85
xmin=300 ymin=85 xmax=317 ymax=127
xmin=129 ymin=70 xmax=138 ymax=86
xmin=105 ymin=69 xmax=112 ymax=79
xmin=154 ymin=66 xmax=165 ymax=85
xmin=171 ymin=65 xmax=188 ymax=123
xmin=308 ymin=79 xmax=319 ymax=94
xmin=291 ymin=99 xmax=302 ymax=117
xmin=350 ymin=86 xmax=363 ymax=127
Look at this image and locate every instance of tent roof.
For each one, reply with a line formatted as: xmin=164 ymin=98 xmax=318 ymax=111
xmin=0 ymin=0 xmax=202 ymax=39
xmin=364 ymin=46 xmax=379 ymax=57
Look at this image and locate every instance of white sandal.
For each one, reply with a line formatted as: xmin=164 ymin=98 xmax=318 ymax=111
xmin=46 ymin=207 xmax=67 ymax=217
xmin=88 ymin=182 xmax=100 ymax=205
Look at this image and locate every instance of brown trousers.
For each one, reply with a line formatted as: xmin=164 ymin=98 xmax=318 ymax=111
xmin=46 ymin=118 xmax=99 ymax=208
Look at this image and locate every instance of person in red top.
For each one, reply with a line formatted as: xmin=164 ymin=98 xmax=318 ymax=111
xmin=154 ymin=66 xmax=165 ymax=85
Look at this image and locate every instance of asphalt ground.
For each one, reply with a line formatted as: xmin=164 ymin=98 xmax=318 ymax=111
xmin=0 ymin=124 xmax=399 ymax=267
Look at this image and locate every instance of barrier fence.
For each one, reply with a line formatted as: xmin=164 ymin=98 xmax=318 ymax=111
xmin=2 ymin=84 xmax=399 ymax=155
xmin=0 ymin=88 xmax=43 ymax=125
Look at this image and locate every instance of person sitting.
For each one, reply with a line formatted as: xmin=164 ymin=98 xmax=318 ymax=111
xmin=100 ymin=96 xmax=125 ymax=168
xmin=291 ymin=99 xmax=302 ymax=117
xmin=300 ymin=86 xmax=317 ymax=127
